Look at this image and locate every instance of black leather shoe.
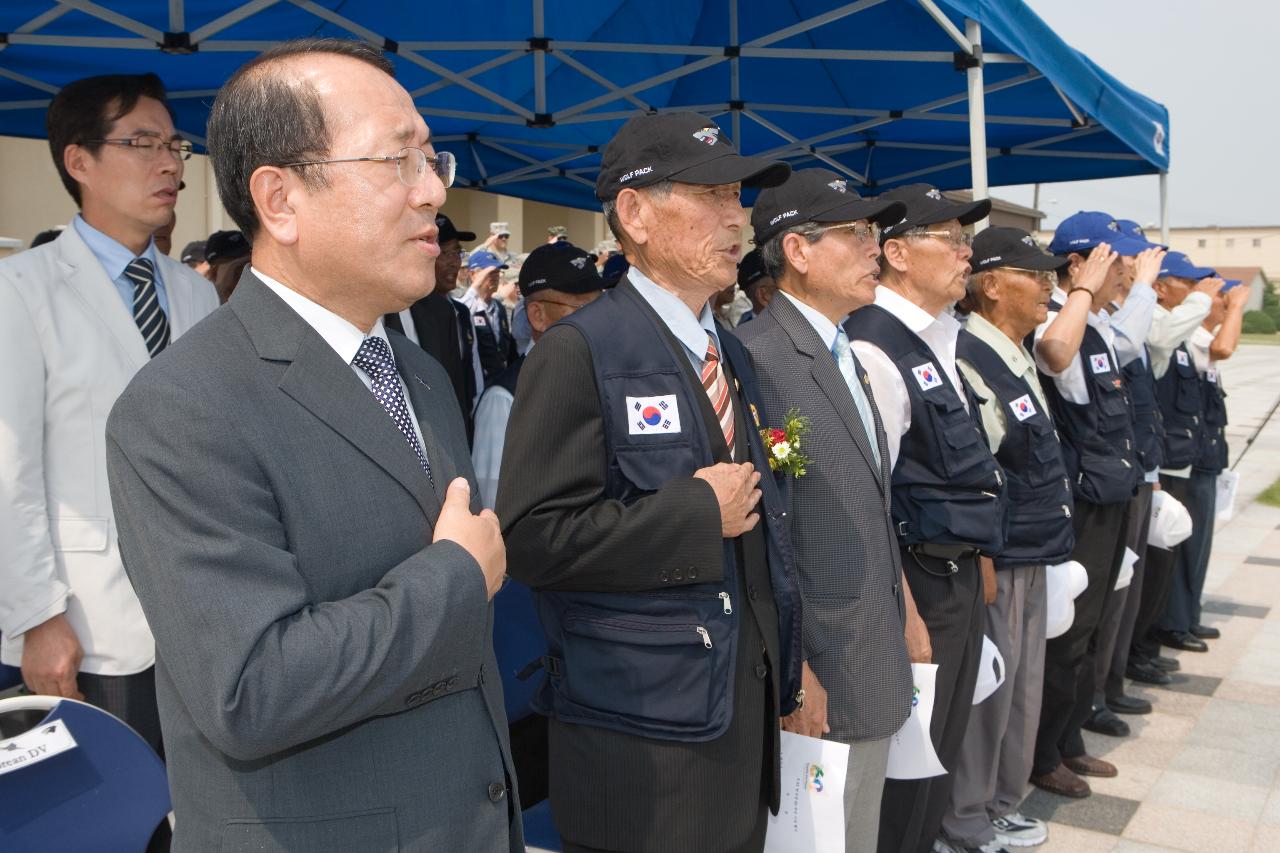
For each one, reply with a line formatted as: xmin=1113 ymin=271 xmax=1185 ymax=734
xmin=1083 ymin=705 xmax=1130 ymax=737
xmin=1158 ymin=629 xmax=1209 ymax=653
xmin=1127 ymin=660 xmax=1173 ymax=685
xmin=1190 ymin=624 xmax=1220 ymax=640
xmin=1108 ymin=694 xmax=1153 ymax=715
xmin=1152 ymin=655 xmax=1180 ymax=672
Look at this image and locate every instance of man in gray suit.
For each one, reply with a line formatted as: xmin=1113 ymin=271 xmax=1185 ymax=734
xmin=736 ymin=169 xmax=926 ymax=852
xmin=106 ymin=39 xmax=521 ymax=852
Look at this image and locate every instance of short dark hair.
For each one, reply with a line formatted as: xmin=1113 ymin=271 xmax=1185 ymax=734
xmin=46 ymin=73 xmax=172 ymax=206
xmin=206 ymin=38 xmax=395 ymax=242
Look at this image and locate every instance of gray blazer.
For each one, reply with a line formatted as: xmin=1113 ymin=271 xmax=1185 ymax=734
xmin=735 ymin=294 xmax=913 ymax=742
xmin=106 ymin=275 xmax=521 ymax=852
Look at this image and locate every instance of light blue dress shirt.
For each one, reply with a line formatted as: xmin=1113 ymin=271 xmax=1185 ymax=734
xmin=72 ymin=214 xmax=169 ymax=317
xmin=627 ymin=266 xmax=721 ymax=370
xmin=1108 ymin=280 xmax=1157 ymax=368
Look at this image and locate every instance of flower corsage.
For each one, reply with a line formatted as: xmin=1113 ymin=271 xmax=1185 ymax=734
xmin=760 ymin=408 xmax=811 ymax=477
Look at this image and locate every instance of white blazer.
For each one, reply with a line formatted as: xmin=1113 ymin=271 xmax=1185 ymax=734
xmin=0 ymin=222 xmax=219 ymax=675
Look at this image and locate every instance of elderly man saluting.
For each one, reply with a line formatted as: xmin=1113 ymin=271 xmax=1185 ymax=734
xmin=498 ymin=113 xmax=803 ymax=853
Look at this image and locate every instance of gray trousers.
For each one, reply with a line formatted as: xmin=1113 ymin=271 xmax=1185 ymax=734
xmin=840 ymin=735 xmax=891 ymax=853
xmin=940 ymin=565 xmax=1047 ymax=847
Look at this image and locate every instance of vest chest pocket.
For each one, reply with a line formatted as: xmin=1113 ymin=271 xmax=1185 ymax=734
xmin=925 ymin=395 xmax=983 ymax=477
xmin=613 ymin=444 xmax=697 ymax=501
xmin=1092 ymin=379 xmax=1129 ymax=428
xmin=1173 ymin=361 xmax=1201 ymax=414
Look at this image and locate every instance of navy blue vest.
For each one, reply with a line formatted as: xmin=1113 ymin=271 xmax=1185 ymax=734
xmin=956 ymin=331 xmax=1075 ymax=568
xmin=843 ymin=305 xmax=1008 ymax=553
xmin=1036 ymin=304 xmax=1139 ymax=505
xmin=1123 ymin=348 xmax=1165 ymax=472
xmin=531 ymin=284 xmax=803 ymax=742
xmin=1194 ymin=366 xmax=1229 ymax=473
xmin=1155 ymin=343 xmax=1202 ymax=469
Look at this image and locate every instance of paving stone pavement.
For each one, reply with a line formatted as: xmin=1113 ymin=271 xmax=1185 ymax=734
xmin=1020 ymin=345 xmax=1280 ymax=852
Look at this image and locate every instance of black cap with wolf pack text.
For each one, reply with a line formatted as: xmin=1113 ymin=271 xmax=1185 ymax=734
xmin=970 ymin=227 xmax=1070 ymax=274
xmin=877 ymin=183 xmax=992 ymax=240
xmin=518 ymin=241 xmax=608 ymax=298
xmin=595 ymin=112 xmax=791 ymax=201
xmin=750 ymin=167 xmax=908 ymax=246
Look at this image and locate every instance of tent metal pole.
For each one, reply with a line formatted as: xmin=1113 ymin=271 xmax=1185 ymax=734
xmin=965 ymin=18 xmax=989 ymax=232
xmin=730 ymin=0 xmax=741 ymax=147
xmin=1160 ymin=172 xmax=1169 ymax=245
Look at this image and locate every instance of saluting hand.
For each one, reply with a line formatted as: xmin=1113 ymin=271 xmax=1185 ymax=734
xmin=1132 ymin=246 xmax=1166 ymax=285
xmin=1193 ymin=276 xmax=1225 ymax=298
xmin=693 ymin=461 xmax=762 ymax=538
xmin=434 ymin=478 xmax=506 ymax=600
xmin=1071 ymin=242 xmax=1118 ymax=295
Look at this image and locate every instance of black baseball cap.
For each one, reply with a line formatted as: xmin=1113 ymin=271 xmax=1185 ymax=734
xmin=596 ymin=112 xmax=790 ymax=201
xmin=204 ymin=230 xmax=249 ymax=265
xmin=738 ymin=248 xmax=770 ymax=289
xmin=436 ymin=212 xmax=476 ymax=244
xmin=179 ymin=240 xmax=206 ymax=264
xmin=518 ymin=242 xmax=609 ymax=298
xmin=750 ymin=168 xmax=907 ymax=246
xmin=971 ymin=227 xmax=1069 ymax=274
xmin=878 ymin=183 xmax=991 ymax=240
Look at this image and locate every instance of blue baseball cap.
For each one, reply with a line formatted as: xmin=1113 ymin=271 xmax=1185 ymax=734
xmin=1048 ymin=211 xmax=1150 ymax=257
xmin=467 ymin=250 xmax=508 ymax=271
xmin=1114 ymin=218 xmax=1166 ymax=250
xmin=1158 ymin=251 xmax=1214 ymax=281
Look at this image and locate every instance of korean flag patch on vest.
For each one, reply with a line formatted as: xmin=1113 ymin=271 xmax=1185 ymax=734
xmin=911 ymin=362 xmax=944 ymax=391
xmin=1089 ymin=352 xmax=1111 ymax=375
xmin=628 ymin=395 xmax=682 ymax=435
xmin=1009 ymin=393 xmax=1037 ymax=422
xmin=1176 ymin=349 xmax=1190 ymax=367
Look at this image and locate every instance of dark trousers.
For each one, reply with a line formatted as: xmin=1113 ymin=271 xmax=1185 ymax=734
xmin=1132 ymin=475 xmax=1192 ymax=661
xmin=1158 ymin=470 xmax=1218 ymax=633
xmin=1096 ymin=484 xmax=1154 ymax=704
xmin=1034 ymin=500 xmax=1128 ymax=776
xmin=878 ymin=549 xmax=983 ymax=853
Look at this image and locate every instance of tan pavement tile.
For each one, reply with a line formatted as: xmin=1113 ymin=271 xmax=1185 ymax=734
xmin=1122 ymin=802 xmax=1254 ymax=851
xmin=1166 ymin=743 xmax=1280 ymax=787
xmin=1037 ymin=822 xmax=1122 ymax=852
xmin=1146 ymin=769 xmax=1270 ymax=821
xmin=1214 ymin=678 xmax=1280 ymax=707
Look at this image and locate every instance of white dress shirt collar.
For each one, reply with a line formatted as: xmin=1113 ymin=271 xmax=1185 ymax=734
xmin=873 ymin=284 xmax=955 ymax=336
xmin=253 ymin=267 xmax=390 ymax=366
xmin=778 ymin=290 xmax=840 ymax=350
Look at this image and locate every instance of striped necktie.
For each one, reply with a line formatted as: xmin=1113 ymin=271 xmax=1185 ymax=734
xmin=125 ymin=257 xmax=170 ymax=358
xmin=701 ymin=331 xmax=736 ymax=458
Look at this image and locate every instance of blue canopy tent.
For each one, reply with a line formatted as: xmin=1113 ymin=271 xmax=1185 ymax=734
xmin=0 ymin=0 xmax=1170 ymax=230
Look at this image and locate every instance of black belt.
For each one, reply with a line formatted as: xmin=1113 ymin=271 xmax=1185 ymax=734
xmin=907 ymin=542 xmax=980 ymax=561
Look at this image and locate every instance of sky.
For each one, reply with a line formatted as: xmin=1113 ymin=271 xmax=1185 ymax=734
xmin=996 ymin=0 xmax=1280 ymax=230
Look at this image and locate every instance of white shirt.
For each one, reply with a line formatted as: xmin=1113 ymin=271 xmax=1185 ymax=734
xmin=850 ymin=285 xmax=966 ymax=470
xmin=1148 ymin=292 xmax=1212 ymax=379
xmin=396 ymin=308 xmax=420 ymax=345
xmin=255 ymin=267 xmax=429 ymax=455
xmin=1032 ymin=287 xmax=1118 ymax=405
xmin=1108 ymin=280 xmax=1157 ymax=367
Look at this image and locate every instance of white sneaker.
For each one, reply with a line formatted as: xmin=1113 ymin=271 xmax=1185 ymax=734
xmin=933 ymin=838 xmax=1012 ymax=853
xmin=991 ymin=812 xmax=1048 ymax=847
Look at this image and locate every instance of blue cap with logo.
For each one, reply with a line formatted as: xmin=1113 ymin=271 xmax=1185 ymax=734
xmin=467 ymin=249 xmax=509 ymax=271
xmin=1048 ymin=211 xmax=1150 ymax=257
xmin=1158 ymin=251 xmax=1214 ymax=281
xmin=1114 ymin=218 xmax=1166 ymax=250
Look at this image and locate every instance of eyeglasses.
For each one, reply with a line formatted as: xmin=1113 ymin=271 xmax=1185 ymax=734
xmin=281 ymin=147 xmax=455 ymax=188
xmin=1003 ymin=267 xmax=1058 ymax=287
xmin=902 ymin=228 xmax=973 ymax=249
xmin=811 ymin=222 xmax=881 ymax=244
xmin=85 ymin=135 xmax=193 ymax=161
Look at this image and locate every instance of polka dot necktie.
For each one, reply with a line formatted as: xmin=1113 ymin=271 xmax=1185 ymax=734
xmin=125 ymin=257 xmax=170 ymax=357
xmin=701 ymin=331 xmax=736 ymax=459
xmin=352 ymin=336 xmax=433 ymax=485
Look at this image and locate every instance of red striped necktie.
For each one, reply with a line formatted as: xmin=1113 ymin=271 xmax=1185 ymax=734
xmin=701 ymin=331 xmax=736 ymax=459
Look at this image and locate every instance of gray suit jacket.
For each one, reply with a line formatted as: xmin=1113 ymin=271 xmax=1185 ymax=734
xmin=106 ymin=275 xmax=521 ymax=852
xmin=735 ymin=294 xmax=912 ymax=742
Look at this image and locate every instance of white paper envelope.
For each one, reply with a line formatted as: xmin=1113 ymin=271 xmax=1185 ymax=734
xmin=971 ymin=636 xmax=1006 ymax=705
xmin=886 ymin=663 xmax=947 ymax=780
xmin=764 ymin=731 xmax=850 ymax=853
xmin=1115 ymin=547 xmax=1139 ymax=591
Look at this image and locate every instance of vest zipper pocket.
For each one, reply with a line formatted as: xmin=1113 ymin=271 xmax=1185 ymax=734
xmin=718 ymin=592 xmax=733 ymax=614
